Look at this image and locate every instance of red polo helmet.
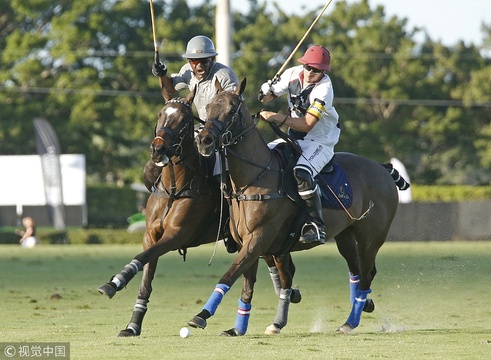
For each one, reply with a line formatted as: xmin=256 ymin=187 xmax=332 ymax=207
xmin=298 ymin=45 xmax=331 ymax=71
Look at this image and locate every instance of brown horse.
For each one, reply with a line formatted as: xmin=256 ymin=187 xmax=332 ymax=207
xmin=96 ymin=90 xmax=226 ymax=336
xmin=97 ymin=88 xmax=300 ymax=337
xmin=190 ymin=78 xmax=408 ymax=335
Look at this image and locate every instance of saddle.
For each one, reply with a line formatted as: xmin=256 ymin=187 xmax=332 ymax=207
xmin=271 ymin=143 xmax=353 ymax=210
xmin=270 ymin=141 xmax=354 ymax=254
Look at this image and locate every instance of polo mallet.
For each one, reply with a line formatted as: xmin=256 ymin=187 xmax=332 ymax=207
xmin=271 ymin=0 xmax=334 ymax=84
xmin=149 ymin=0 xmax=159 ymax=64
xmin=149 ymin=0 xmax=169 ymax=99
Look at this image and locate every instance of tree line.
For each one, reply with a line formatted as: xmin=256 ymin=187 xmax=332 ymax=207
xmin=1 ymin=0 xmax=490 ymax=185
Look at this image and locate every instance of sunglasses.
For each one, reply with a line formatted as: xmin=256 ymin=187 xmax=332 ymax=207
xmin=303 ymin=65 xmax=323 ymax=74
xmin=188 ymin=58 xmax=210 ymax=65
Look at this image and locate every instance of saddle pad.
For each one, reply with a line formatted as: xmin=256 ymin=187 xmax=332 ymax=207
xmin=316 ymin=163 xmax=353 ymax=209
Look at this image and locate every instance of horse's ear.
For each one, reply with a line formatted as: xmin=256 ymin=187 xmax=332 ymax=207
xmin=215 ymin=78 xmax=223 ymax=93
xmin=235 ymin=78 xmax=247 ymax=96
xmin=185 ymin=84 xmax=196 ymax=104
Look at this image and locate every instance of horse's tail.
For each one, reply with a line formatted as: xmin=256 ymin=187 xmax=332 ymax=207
xmin=381 ymin=163 xmax=410 ymax=190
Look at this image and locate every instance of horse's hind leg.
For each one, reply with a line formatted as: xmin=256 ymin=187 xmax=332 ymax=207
xmin=263 ymin=255 xmax=302 ymax=303
xmin=335 ymin=229 xmax=375 ymax=308
xmin=118 ymin=259 xmax=158 ymax=337
xmin=335 ymin=229 xmax=361 ymax=302
xmin=335 ymin=229 xmax=383 ymax=333
xmin=264 ymin=253 xmax=297 ymax=335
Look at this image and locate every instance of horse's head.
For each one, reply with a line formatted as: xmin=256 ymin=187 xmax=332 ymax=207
xmin=196 ymin=78 xmax=248 ymax=157
xmin=151 ymin=89 xmax=195 ymax=166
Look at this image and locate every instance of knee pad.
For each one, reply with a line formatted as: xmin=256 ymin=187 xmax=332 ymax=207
xmin=293 ymin=167 xmax=315 ymax=195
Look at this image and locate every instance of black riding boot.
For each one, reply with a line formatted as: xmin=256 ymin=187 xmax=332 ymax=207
xmin=299 ymin=187 xmax=326 ymax=244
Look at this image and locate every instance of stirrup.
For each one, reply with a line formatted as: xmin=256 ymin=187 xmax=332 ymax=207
xmin=299 ymin=223 xmax=326 ymax=244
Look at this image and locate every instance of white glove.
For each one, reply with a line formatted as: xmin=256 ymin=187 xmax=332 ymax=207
xmin=260 ymin=80 xmax=273 ymax=96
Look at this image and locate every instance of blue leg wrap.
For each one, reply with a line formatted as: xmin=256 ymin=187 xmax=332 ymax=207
xmin=346 ymin=288 xmax=372 ymax=328
xmin=349 ymin=273 xmax=360 ymax=304
xmin=233 ymin=299 xmax=252 ymax=335
xmin=202 ymin=284 xmax=230 ymax=316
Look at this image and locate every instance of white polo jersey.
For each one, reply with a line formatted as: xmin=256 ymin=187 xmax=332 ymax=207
xmin=270 ymin=65 xmax=340 ymax=175
xmin=271 ymin=65 xmax=340 ymax=148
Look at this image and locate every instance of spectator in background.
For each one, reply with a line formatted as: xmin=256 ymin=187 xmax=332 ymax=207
xmin=15 ymin=216 xmax=39 ymax=248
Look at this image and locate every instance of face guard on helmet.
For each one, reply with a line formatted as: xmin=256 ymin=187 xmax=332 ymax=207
xmin=182 ymin=35 xmax=218 ymax=59
xmin=298 ymin=45 xmax=331 ymax=72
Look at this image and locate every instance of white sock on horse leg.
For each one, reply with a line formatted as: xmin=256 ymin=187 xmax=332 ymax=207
xmin=268 ymin=267 xmax=281 ymax=296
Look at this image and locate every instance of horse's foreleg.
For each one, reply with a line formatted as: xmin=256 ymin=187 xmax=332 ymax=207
xmin=188 ymin=238 xmax=266 ymax=332
xmin=118 ymin=259 xmax=158 ymax=337
xmin=264 ymin=254 xmax=296 ymax=335
xmin=98 ymin=228 xmax=180 ymax=299
xmin=98 ymin=259 xmax=143 ymax=298
xmin=187 ymin=283 xmax=231 ymax=329
xmin=221 ymin=259 xmax=259 ymax=336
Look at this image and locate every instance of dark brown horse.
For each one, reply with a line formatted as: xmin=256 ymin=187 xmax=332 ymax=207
xmin=97 ymin=89 xmax=233 ymax=337
xmin=190 ymin=78 xmax=408 ymax=335
xmin=97 ymin=88 xmax=300 ymax=337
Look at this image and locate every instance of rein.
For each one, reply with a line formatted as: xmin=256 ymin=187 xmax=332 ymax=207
xmin=208 ymin=99 xmax=258 ymax=148
xmin=206 ymin=95 xmax=285 ymax=202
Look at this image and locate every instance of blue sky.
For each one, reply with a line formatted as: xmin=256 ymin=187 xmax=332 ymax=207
xmin=188 ymin=0 xmax=490 ymax=46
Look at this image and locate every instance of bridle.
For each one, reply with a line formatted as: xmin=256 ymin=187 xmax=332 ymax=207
xmin=152 ymin=99 xmax=195 ymax=161
xmin=202 ymin=92 xmax=283 ymax=201
xmin=201 ymin=91 xmax=285 ymax=248
xmin=151 ymin=98 xmax=212 ymax=243
xmin=203 ymin=94 xmax=258 ymax=150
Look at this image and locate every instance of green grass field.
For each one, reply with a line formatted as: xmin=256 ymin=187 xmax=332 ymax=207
xmin=1 ymin=241 xmax=490 ymax=359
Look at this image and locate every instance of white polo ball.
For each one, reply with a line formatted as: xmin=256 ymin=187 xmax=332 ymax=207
xmin=180 ymin=327 xmax=191 ymax=338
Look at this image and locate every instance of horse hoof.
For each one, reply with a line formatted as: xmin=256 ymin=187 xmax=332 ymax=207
xmin=220 ymin=328 xmax=243 ymax=336
xmin=290 ymin=288 xmax=302 ymax=304
xmin=264 ymin=324 xmax=281 ymax=335
xmin=336 ymin=323 xmax=354 ymax=334
xmin=118 ymin=329 xmax=138 ymax=337
xmin=363 ymin=298 xmax=375 ymax=313
xmin=98 ymin=283 xmax=117 ymax=299
xmin=188 ymin=316 xmax=207 ymax=329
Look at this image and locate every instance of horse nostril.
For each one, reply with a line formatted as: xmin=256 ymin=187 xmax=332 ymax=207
xmin=156 ymin=145 xmax=165 ymax=154
xmin=203 ymin=137 xmax=213 ymax=146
